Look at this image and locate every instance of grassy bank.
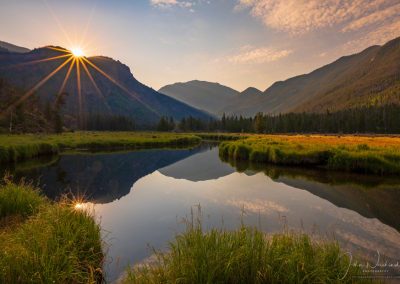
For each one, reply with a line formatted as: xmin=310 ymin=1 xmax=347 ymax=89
xmin=125 ymin=222 xmax=366 ymax=283
xmin=0 ymin=132 xmax=201 ymax=164
xmin=0 ymin=180 xmax=103 ymax=283
xmin=195 ymin=133 xmax=248 ymax=141
xmin=220 ymin=134 xmax=400 ymax=175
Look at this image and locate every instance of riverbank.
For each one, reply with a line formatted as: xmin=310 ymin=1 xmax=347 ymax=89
xmin=0 ymin=179 xmax=103 ymax=282
xmin=1 ymin=179 xmax=377 ymax=282
xmin=220 ymin=134 xmax=400 ymax=175
xmin=124 ymin=221 xmax=366 ymax=283
xmin=0 ymin=132 xmax=201 ymax=164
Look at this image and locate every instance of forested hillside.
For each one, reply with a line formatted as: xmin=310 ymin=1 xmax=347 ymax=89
xmin=0 ymin=46 xmax=211 ymax=130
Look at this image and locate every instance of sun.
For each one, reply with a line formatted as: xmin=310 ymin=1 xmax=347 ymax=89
xmin=71 ymin=48 xmax=84 ymax=57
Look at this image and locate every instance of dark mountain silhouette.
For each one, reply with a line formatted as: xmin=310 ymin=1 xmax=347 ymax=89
xmin=240 ymin=87 xmax=263 ymax=96
xmin=0 ymin=40 xmax=30 ymax=53
xmin=222 ymin=37 xmax=400 ymax=116
xmin=224 ymin=159 xmax=400 ymax=231
xmin=159 ymin=146 xmax=234 ymax=181
xmin=159 ymin=80 xmax=239 ymax=115
xmin=0 ymin=46 xmax=211 ymax=127
xmin=7 ymin=147 xmax=206 ymax=203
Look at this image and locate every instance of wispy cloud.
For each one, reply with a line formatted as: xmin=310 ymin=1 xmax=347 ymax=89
xmin=342 ymin=19 xmax=400 ymax=53
xmin=341 ymin=2 xmax=400 ymax=32
xmin=150 ymin=0 xmax=194 ymax=9
xmin=237 ymin=0 xmax=400 ymax=35
xmin=227 ymin=46 xmax=292 ymax=64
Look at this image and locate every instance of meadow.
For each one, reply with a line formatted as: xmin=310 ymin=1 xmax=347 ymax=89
xmin=0 ymin=179 xmax=103 ymax=283
xmin=219 ymin=134 xmax=400 ymax=175
xmin=0 ymin=132 xmax=201 ymax=164
xmin=124 ymin=218 xmax=367 ymax=283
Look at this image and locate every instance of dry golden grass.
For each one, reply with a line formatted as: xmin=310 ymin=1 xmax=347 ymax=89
xmin=244 ymin=134 xmax=400 ymax=148
xmin=219 ymin=134 xmax=400 ymax=175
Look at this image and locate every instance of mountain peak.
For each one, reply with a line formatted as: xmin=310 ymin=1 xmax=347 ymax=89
xmin=159 ymin=80 xmax=239 ymax=115
xmin=241 ymin=87 xmax=262 ymax=96
xmin=0 ymin=43 xmax=211 ymax=127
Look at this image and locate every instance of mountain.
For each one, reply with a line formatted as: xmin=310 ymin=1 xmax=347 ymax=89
xmin=223 ymin=36 xmax=400 ymax=116
xmin=159 ymin=146 xmax=234 ymax=181
xmin=0 ymin=46 xmax=211 ymax=128
xmin=220 ymin=87 xmax=263 ymax=116
xmin=159 ymin=80 xmax=239 ymax=115
xmin=0 ymin=40 xmax=30 ymax=53
xmin=240 ymin=87 xmax=263 ymax=97
xmin=15 ymin=147 xmax=205 ymax=203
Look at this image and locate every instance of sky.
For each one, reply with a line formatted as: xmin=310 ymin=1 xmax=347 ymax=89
xmin=0 ymin=0 xmax=399 ymax=91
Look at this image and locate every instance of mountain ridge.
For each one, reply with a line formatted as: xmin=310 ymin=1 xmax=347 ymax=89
xmin=158 ymin=80 xmax=239 ymax=115
xmin=0 ymin=40 xmax=30 ymax=53
xmin=161 ymin=36 xmax=400 ymax=116
xmin=0 ymin=45 xmax=211 ymax=128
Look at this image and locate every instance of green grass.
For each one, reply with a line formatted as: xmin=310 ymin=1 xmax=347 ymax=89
xmin=0 ymin=178 xmax=46 ymax=219
xmin=125 ymin=222 xmax=368 ymax=283
xmin=0 ymin=181 xmax=103 ymax=283
xmin=195 ymin=133 xmax=248 ymax=141
xmin=0 ymin=132 xmax=201 ymax=164
xmin=219 ymin=134 xmax=400 ymax=175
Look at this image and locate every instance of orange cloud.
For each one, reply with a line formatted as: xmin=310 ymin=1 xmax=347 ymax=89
xmin=227 ymin=46 xmax=292 ymax=64
xmin=237 ymin=0 xmax=400 ymax=35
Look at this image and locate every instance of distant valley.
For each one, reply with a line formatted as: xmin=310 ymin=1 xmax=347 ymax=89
xmin=159 ymin=36 xmax=400 ymax=117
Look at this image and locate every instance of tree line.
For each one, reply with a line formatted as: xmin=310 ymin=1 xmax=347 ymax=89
xmin=156 ymin=104 xmax=400 ymax=134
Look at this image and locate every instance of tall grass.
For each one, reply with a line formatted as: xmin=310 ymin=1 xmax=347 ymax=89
xmin=0 ymin=178 xmax=46 ymax=219
xmin=219 ymin=134 xmax=400 ymax=175
xmin=125 ymin=222 xmax=367 ymax=283
xmin=0 ymin=181 xmax=103 ymax=283
xmin=0 ymin=132 xmax=201 ymax=164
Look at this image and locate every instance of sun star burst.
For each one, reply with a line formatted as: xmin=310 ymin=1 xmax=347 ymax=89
xmin=71 ymin=48 xmax=84 ymax=57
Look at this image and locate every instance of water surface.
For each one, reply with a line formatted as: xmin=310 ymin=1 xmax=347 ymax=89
xmin=3 ymin=144 xmax=400 ymax=281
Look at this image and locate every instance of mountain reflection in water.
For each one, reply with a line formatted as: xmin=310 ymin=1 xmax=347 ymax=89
xmin=2 ymin=144 xmax=399 ymax=282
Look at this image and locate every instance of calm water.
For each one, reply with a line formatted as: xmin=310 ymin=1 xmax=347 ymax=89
xmin=3 ymin=143 xmax=400 ymax=281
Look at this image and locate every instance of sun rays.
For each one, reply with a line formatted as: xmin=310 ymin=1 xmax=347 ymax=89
xmin=71 ymin=48 xmax=84 ymax=57
xmin=0 ymin=45 xmax=161 ymax=125
xmin=0 ymin=1 xmax=162 ymax=125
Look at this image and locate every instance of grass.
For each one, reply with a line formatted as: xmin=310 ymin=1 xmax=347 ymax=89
xmin=220 ymin=134 xmax=400 ymax=175
xmin=0 ymin=178 xmax=46 ymax=219
xmin=0 ymin=180 xmax=103 ymax=283
xmin=0 ymin=131 xmax=201 ymax=164
xmin=195 ymin=133 xmax=248 ymax=141
xmin=124 ymin=221 xmax=368 ymax=283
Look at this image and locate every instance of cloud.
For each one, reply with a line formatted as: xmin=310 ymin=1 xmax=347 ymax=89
xmin=150 ymin=0 xmax=194 ymax=9
xmin=227 ymin=46 xmax=292 ymax=64
xmin=226 ymin=198 xmax=289 ymax=214
xmin=342 ymin=19 xmax=400 ymax=53
xmin=237 ymin=0 xmax=400 ymax=35
xmin=341 ymin=2 xmax=400 ymax=32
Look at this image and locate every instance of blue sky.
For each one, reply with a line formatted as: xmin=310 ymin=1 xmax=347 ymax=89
xmin=0 ymin=0 xmax=399 ymax=91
